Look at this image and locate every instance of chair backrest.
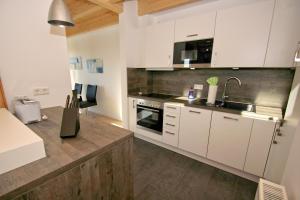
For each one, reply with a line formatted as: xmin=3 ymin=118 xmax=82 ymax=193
xmin=75 ymin=83 xmax=82 ymax=95
xmin=86 ymin=85 xmax=97 ymax=103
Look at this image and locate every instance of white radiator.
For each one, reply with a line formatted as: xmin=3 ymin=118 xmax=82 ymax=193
xmin=255 ymin=179 xmax=288 ymax=200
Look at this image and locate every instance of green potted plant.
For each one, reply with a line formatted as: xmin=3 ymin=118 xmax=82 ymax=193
xmin=207 ymin=76 xmax=219 ymax=105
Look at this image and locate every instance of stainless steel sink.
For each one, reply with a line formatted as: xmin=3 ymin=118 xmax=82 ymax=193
xmin=191 ymin=99 xmax=255 ymax=112
xmin=216 ymin=101 xmax=255 ymax=112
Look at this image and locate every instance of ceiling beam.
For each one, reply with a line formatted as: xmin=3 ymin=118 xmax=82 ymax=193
xmin=87 ymin=0 xmax=123 ymax=14
xmin=138 ymin=0 xmax=198 ymax=16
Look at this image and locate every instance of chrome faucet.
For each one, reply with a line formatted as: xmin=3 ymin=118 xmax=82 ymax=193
xmin=221 ymin=77 xmax=242 ymax=105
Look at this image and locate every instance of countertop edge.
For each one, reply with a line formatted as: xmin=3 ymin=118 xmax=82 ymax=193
xmin=128 ymin=95 xmax=283 ymax=122
xmin=1 ymin=134 xmax=133 ymax=200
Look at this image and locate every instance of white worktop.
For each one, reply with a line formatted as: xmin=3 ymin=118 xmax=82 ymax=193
xmin=0 ymin=108 xmax=46 ymax=175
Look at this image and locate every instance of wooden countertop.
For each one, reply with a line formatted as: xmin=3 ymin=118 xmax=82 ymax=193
xmin=0 ymin=107 xmax=133 ymax=199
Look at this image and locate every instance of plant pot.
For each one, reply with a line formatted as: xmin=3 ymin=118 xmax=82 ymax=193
xmin=207 ymin=85 xmax=218 ymax=105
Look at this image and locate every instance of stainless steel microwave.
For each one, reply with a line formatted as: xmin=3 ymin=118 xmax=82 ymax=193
xmin=173 ymin=38 xmax=214 ymax=68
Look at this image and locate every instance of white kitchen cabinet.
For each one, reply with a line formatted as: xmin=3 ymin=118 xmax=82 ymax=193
xmin=211 ymin=0 xmax=274 ymax=68
xmin=244 ymin=119 xmax=276 ymax=177
xmin=128 ymin=97 xmax=136 ymax=132
xmin=178 ymin=106 xmax=212 ymax=157
xmin=144 ymin=21 xmax=175 ymax=68
xmin=174 ymin=11 xmax=216 ymax=42
xmin=207 ymin=111 xmax=253 ymax=170
xmin=162 ymin=103 xmax=182 ymax=147
xmin=264 ymin=0 xmax=300 ymax=67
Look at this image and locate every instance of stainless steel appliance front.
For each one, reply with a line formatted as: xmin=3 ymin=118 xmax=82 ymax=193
xmin=136 ymin=99 xmax=163 ymax=135
xmin=173 ymin=38 xmax=214 ymax=68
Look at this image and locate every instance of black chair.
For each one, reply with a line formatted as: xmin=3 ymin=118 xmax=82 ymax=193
xmin=75 ymin=83 xmax=82 ymax=102
xmin=79 ymin=84 xmax=97 ymax=109
xmin=74 ymin=83 xmax=82 ymax=95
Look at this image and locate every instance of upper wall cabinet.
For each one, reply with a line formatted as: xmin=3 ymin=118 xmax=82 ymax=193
xmin=174 ymin=11 xmax=217 ymax=42
xmin=145 ymin=21 xmax=175 ymax=68
xmin=264 ymin=0 xmax=300 ymax=67
xmin=211 ymin=0 xmax=275 ymax=68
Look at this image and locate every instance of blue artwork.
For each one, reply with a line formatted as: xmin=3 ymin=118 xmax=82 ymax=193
xmin=86 ymin=58 xmax=104 ymax=73
xmin=69 ymin=57 xmax=82 ymax=70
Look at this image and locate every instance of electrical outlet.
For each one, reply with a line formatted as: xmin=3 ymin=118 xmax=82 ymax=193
xmin=194 ymin=84 xmax=203 ymax=90
xmin=33 ymin=87 xmax=49 ymax=96
xmin=14 ymin=95 xmax=28 ymax=100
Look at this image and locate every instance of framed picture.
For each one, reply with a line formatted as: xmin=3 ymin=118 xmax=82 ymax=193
xmin=69 ymin=57 xmax=82 ymax=70
xmin=86 ymin=58 xmax=104 ymax=73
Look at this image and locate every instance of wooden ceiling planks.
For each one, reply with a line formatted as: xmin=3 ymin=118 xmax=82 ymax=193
xmin=65 ymin=0 xmax=198 ymax=36
xmin=65 ymin=0 xmax=122 ymax=36
xmin=138 ymin=0 xmax=198 ymax=16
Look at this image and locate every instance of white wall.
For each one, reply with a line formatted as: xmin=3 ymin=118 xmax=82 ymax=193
xmin=0 ymin=0 xmax=71 ymax=110
xmin=67 ymin=25 xmax=122 ymax=120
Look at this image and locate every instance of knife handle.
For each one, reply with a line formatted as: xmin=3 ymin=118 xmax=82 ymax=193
xmin=65 ymin=95 xmax=70 ymax=108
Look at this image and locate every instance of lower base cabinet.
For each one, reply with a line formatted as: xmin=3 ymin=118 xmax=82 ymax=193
xmin=162 ymin=103 xmax=181 ymax=147
xmin=179 ymin=106 xmax=212 ymax=157
xmin=244 ymin=119 xmax=276 ymax=177
xmin=13 ymin=139 xmax=133 ymax=200
xmin=207 ymin=111 xmax=253 ymax=170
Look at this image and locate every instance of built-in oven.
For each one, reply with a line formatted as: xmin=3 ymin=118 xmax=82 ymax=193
xmin=136 ymin=99 xmax=163 ymax=135
xmin=173 ymin=38 xmax=214 ymax=68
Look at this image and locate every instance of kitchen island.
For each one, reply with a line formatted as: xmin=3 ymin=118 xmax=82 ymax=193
xmin=0 ymin=107 xmax=133 ymax=200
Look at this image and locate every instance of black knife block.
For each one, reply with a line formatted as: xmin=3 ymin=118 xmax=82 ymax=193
xmin=60 ymin=107 xmax=80 ymax=138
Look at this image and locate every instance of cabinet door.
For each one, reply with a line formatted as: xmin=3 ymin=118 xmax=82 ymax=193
xmin=264 ymin=0 xmax=300 ymax=67
xmin=128 ymin=97 xmax=136 ymax=132
xmin=174 ymin=12 xmax=216 ymax=42
xmin=211 ymin=0 xmax=274 ymax=67
xmin=145 ymin=21 xmax=175 ymax=68
xmin=207 ymin=111 xmax=253 ymax=170
xmin=179 ymin=107 xmax=212 ymax=157
xmin=244 ymin=120 xmax=275 ymax=177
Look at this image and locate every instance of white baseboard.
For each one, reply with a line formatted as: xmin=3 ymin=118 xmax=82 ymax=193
xmin=134 ymin=132 xmax=259 ymax=183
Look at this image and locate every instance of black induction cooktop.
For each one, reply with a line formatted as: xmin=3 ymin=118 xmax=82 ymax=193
xmin=142 ymin=93 xmax=174 ymax=99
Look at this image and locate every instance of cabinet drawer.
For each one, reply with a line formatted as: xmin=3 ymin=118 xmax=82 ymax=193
xmin=164 ymin=103 xmax=181 ymax=115
xmin=163 ymin=129 xmax=179 ymax=147
xmin=163 ymin=113 xmax=179 ymax=124
xmin=163 ymin=122 xmax=179 ymax=133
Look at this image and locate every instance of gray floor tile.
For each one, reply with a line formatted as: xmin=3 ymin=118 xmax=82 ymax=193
xmin=133 ymin=137 xmax=257 ymax=200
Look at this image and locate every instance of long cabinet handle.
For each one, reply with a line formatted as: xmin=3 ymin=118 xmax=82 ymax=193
xmin=166 ymin=106 xmax=177 ymax=110
xmin=165 ymin=123 xmax=175 ymax=127
xmin=165 ymin=131 xmax=175 ymax=135
xmin=186 ymin=34 xmax=198 ymax=37
xmin=133 ymin=100 xmax=135 ymax=109
xmin=223 ymin=116 xmax=238 ymax=121
xmin=189 ymin=110 xmax=201 ymax=114
xmin=166 ymin=114 xmax=176 ymax=118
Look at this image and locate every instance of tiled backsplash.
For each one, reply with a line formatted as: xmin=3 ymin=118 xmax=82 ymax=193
xmin=127 ymin=68 xmax=295 ymax=108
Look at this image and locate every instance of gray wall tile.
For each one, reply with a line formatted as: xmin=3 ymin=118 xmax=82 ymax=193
xmin=128 ymin=68 xmax=295 ymax=108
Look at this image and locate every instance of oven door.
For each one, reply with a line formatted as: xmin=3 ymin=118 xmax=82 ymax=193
xmin=173 ymin=38 xmax=213 ymax=67
xmin=136 ymin=105 xmax=163 ymax=134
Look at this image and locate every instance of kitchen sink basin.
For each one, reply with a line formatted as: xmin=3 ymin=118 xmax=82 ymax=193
xmin=216 ymin=101 xmax=255 ymax=112
xmin=191 ymin=99 xmax=255 ymax=112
